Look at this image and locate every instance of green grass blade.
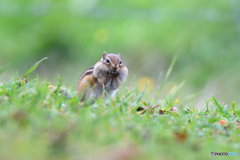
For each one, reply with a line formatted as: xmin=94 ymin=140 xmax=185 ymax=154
xmin=232 ymin=101 xmax=235 ymax=110
xmin=124 ymin=90 xmax=135 ymax=101
xmin=165 ymin=81 xmax=185 ymax=100
xmin=134 ymin=81 xmax=149 ymax=105
xmin=23 ymin=57 xmax=47 ymax=79
xmin=205 ymin=98 xmax=209 ymax=111
xmin=154 ymin=56 xmax=177 ymax=100
xmin=212 ymin=96 xmax=228 ymax=118
xmin=0 ymin=63 xmax=10 ymax=75
xmin=180 ymin=91 xmax=201 ymax=103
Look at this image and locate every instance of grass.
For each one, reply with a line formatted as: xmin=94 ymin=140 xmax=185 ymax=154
xmin=0 ymin=59 xmax=240 ymax=160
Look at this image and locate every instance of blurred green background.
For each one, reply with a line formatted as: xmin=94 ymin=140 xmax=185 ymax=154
xmin=0 ymin=0 xmax=240 ymax=105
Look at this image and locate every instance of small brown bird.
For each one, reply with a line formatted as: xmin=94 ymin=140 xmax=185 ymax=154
xmin=77 ymin=52 xmax=128 ymax=102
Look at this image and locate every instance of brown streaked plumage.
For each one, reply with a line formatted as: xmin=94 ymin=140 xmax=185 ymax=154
xmin=77 ymin=52 xmax=128 ymax=102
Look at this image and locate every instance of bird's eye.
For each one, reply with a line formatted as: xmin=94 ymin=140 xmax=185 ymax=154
xmin=119 ymin=61 xmax=122 ymax=64
xmin=106 ymin=59 xmax=110 ymax=63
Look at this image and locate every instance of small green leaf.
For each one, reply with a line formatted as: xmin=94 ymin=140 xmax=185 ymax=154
xmin=23 ymin=57 xmax=47 ymax=79
xmin=141 ymin=99 xmax=148 ymax=106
